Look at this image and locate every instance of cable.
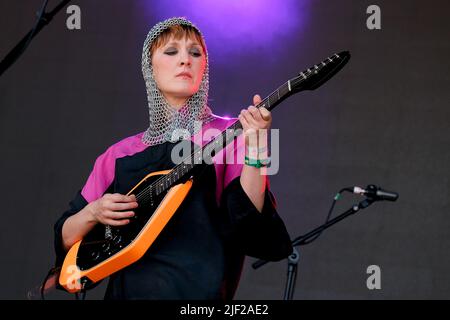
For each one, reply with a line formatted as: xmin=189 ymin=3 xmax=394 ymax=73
xmin=38 ymin=266 xmax=58 ymax=300
xmin=300 ymin=188 xmax=351 ymax=245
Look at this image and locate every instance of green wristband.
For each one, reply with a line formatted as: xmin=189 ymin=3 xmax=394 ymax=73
xmin=244 ymin=156 xmax=271 ymax=168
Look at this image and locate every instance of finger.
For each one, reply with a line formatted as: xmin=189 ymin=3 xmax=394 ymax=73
xmin=259 ymin=107 xmax=272 ymax=121
xmin=253 ymin=94 xmax=262 ymax=106
xmin=241 ymin=108 xmax=259 ymax=127
xmin=105 ymin=218 xmax=130 ymax=227
xmin=108 ymin=201 xmax=138 ymax=211
xmin=110 ymin=210 xmax=135 ymax=220
xmin=248 ymin=105 xmax=263 ymax=122
xmin=100 ymin=210 xmax=125 ymax=220
xmin=240 ymin=110 xmax=258 ymax=137
xmin=108 ymin=193 xmax=136 ymax=202
xmin=238 ymin=111 xmax=250 ymax=129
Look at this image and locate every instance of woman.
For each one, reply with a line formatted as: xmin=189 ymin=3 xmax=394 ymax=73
xmin=54 ymin=17 xmax=292 ymax=300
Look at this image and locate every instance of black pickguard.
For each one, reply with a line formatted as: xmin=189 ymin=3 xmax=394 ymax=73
xmin=76 ymin=174 xmax=168 ymax=271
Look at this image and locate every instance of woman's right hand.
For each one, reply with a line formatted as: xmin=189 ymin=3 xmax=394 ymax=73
xmin=87 ymin=193 xmax=138 ymax=226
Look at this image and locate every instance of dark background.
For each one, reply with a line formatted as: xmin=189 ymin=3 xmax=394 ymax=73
xmin=0 ymin=0 xmax=448 ymax=299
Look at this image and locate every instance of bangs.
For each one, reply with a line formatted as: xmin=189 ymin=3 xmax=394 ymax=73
xmin=150 ymin=25 xmax=206 ymax=57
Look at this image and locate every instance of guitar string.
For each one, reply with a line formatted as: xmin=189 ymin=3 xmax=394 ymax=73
xmin=134 ymin=55 xmax=338 ymax=205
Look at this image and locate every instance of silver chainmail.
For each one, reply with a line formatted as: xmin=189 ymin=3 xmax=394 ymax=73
xmin=141 ymin=17 xmax=215 ymax=146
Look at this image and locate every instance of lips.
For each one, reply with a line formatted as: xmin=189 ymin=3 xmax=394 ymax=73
xmin=176 ymin=72 xmax=192 ymax=79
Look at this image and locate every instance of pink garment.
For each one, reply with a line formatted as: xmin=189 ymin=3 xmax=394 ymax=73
xmin=81 ymin=115 xmax=245 ymax=206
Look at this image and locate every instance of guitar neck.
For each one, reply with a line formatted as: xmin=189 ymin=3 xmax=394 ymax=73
xmin=143 ymin=51 xmax=351 ymax=199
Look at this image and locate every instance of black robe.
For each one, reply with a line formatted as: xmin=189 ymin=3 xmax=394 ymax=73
xmin=54 ymin=135 xmax=292 ymax=300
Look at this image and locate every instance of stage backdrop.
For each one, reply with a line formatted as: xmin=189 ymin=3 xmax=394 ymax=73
xmin=0 ymin=0 xmax=448 ymax=299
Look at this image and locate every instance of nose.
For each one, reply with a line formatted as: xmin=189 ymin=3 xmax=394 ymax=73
xmin=179 ymin=49 xmax=192 ymax=67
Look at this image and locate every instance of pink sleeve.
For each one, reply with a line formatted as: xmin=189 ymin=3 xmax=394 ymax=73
xmin=211 ymin=120 xmax=246 ymax=207
xmin=81 ymin=148 xmax=116 ymax=203
xmin=223 ymin=134 xmax=245 ymax=189
xmin=80 ymin=132 xmax=146 ymax=203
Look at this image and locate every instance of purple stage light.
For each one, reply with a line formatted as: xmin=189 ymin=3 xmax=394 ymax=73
xmin=148 ymin=0 xmax=308 ymax=60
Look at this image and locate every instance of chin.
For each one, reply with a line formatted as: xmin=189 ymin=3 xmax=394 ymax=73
xmin=172 ymin=88 xmax=199 ymax=98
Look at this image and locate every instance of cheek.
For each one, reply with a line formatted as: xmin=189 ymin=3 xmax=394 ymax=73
xmin=152 ymin=58 xmax=173 ymax=87
xmin=194 ymin=59 xmax=206 ymax=84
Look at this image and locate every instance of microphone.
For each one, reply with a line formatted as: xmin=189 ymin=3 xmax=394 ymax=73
xmin=349 ymin=184 xmax=399 ymax=201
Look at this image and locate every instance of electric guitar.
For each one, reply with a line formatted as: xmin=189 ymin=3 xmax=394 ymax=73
xmin=59 ymin=51 xmax=351 ymax=292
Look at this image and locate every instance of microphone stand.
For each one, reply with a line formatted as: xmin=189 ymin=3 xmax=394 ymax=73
xmin=252 ymin=196 xmax=377 ymax=300
xmin=0 ymin=0 xmax=72 ymax=77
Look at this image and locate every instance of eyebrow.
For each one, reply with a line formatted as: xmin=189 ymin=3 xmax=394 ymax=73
xmin=165 ymin=41 xmax=202 ymax=48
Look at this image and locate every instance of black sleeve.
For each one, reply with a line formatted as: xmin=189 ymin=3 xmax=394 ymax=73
xmin=54 ymin=179 xmax=116 ymax=268
xmin=220 ymin=177 xmax=293 ymax=261
xmin=53 ymin=189 xmax=89 ymax=267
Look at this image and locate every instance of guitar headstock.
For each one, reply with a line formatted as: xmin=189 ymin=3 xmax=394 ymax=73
xmin=289 ymin=51 xmax=351 ymax=92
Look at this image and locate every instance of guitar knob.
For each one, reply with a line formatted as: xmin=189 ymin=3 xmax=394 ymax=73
xmin=112 ymin=234 xmax=122 ymax=245
xmin=90 ymin=251 xmax=100 ymax=261
xmin=101 ymin=242 xmax=110 ymax=252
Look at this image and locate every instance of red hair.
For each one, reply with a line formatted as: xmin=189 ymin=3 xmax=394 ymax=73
xmin=150 ymin=24 xmax=206 ymax=57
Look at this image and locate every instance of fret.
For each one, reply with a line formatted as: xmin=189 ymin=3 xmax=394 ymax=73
xmin=269 ymin=92 xmax=277 ymax=107
xmin=258 ymin=100 xmax=266 ymax=110
xmin=280 ymin=82 xmax=290 ymax=96
xmin=278 ymin=85 xmax=285 ymax=97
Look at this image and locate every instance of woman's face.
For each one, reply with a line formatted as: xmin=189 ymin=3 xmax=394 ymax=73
xmin=151 ymin=35 xmax=206 ymax=109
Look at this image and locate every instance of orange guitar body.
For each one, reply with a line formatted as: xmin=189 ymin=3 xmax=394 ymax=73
xmin=59 ymin=170 xmax=193 ymax=293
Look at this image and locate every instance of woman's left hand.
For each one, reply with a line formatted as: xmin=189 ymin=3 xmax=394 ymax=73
xmin=238 ymin=94 xmax=272 ymax=147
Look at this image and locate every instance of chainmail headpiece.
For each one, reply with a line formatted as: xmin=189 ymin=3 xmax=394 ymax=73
xmin=141 ymin=17 xmax=215 ymax=146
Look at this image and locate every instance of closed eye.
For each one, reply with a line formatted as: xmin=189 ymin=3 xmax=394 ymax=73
xmin=164 ymin=49 xmax=202 ymax=57
xmin=190 ymin=51 xmax=202 ymax=57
